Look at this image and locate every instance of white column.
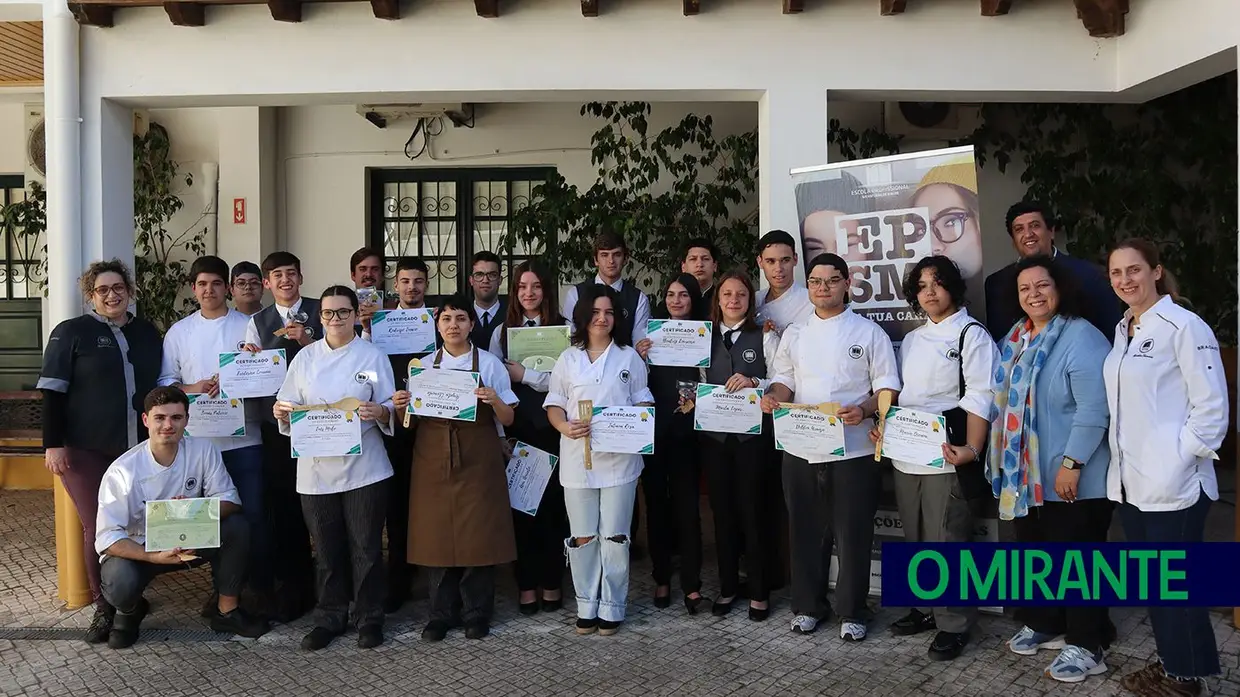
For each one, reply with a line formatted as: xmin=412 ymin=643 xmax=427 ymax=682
xmin=42 ymin=0 xmax=82 ymax=328
xmin=217 ymin=107 xmax=278 ymax=267
xmin=758 ymin=87 xmax=829 ymax=286
xmin=79 ymin=95 xmax=133 ymax=267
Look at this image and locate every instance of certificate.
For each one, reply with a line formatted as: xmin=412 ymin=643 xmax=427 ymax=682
xmin=407 ymin=367 xmax=479 ymax=421
xmin=218 ymin=349 xmax=287 ymax=399
xmin=879 ymin=406 xmax=948 ymax=468
xmin=506 ymin=325 xmax=571 ymax=372
xmin=144 ymin=497 xmax=221 ymax=552
xmin=185 ymin=394 xmax=246 ymax=438
xmin=370 ymin=308 xmax=437 ymax=355
xmin=645 ymin=320 xmax=712 ymax=368
xmin=289 ymin=408 xmax=363 ymax=457
xmin=693 ymin=384 xmax=764 ymax=435
xmin=773 ymin=406 xmax=846 ymax=461
xmin=506 ymin=441 xmax=559 ymax=516
xmin=590 ymin=406 xmax=656 ymax=455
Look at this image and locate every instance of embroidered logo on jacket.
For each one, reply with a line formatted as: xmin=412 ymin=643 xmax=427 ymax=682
xmin=354 ymin=371 xmax=369 ymax=384
xmin=946 ymin=348 xmax=961 ymax=361
xmin=1138 ymin=338 xmax=1154 ymax=354
xmin=97 ymin=336 xmax=114 ymax=348
xmin=619 ymin=370 xmax=631 ymax=384
xmin=742 ymin=348 xmax=757 ymax=363
xmin=848 ymin=345 xmax=865 ymax=359
xmin=184 ymin=478 xmax=197 ymax=492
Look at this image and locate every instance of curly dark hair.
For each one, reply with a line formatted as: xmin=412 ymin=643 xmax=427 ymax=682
xmin=1008 ymin=254 xmax=1083 ymax=321
xmin=902 ymin=255 xmax=968 ymax=315
xmin=79 ymin=258 xmax=135 ymax=299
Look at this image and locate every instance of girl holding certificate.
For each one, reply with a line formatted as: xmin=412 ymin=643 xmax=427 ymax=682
xmin=545 ymin=283 xmax=654 ymax=636
xmin=1104 ymin=240 xmax=1226 ymax=695
xmin=634 ymin=273 xmax=707 ymax=613
xmin=487 ymin=260 xmax=568 ymax=616
xmin=698 ymin=270 xmax=780 ymax=621
xmin=874 ymin=256 xmax=996 ymax=661
xmin=398 ymin=294 xmax=518 ymax=642
xmin=273 ymin=286 xmax=396 ymax=651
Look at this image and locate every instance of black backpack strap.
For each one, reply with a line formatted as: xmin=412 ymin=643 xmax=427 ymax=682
xmin=957 ymin=322 xmax=986 ymax=399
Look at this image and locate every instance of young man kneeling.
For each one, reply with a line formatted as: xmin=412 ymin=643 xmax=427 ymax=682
xmin=95 ymin=386 xmax=269 ymax=649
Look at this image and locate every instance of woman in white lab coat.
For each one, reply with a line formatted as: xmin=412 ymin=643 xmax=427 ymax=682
xmin=545 ymin=283 xmax=654 ymax=636
xmin=274 ymin=285 xmax=396 ymax=652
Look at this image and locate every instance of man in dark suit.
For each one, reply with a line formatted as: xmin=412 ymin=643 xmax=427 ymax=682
xmin=983 ymin=201 xmax=1122 ymax=341
xmin=468 ymin=251 xmax=506 ymax=350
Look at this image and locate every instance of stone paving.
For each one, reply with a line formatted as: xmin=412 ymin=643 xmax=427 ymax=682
xmin=2 ymin=488 xmax=1239 ymax=697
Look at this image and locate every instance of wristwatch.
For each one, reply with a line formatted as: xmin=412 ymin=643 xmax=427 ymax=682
xmin=1060 ymin=457 xmax=1082 ymax=471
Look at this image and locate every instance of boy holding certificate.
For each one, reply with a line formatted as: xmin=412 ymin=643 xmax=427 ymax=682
xmin=760 ymin=253 xmax=900 ymax=643
xmin=95 ymin=387 xmax=269 ymax=649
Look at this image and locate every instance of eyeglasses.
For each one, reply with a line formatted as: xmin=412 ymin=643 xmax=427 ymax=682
xmin=232 ymin=280 xmax=261 ymax=290
xmin=807 ymin=277 xmax=846 ymax=290
xmin=320 ymin=309 xmax=355 ymax=321
xmin=471 ymin=271 xmax=500 ymax=281
xmin=93 ymin=284 xmax=128 ymax=298
xmin=930 ymin=209 xmax=975 ymax=245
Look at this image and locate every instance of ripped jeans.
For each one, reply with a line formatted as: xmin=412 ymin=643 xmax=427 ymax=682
xmin=564 ymin=481 xmax=639 ymax=622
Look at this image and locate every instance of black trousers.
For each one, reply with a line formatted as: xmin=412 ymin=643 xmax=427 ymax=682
xmin=428 ymin=566 xmax=497 ymax=624
xmin=383 ymin=431 xmax=415 ymax=593
xmin=702 ymin=434 xmax=770 ymax=601
xmin=641 ymin=430 xmax=703 ymax=593
xmin=513 ymin=474 xmax=567 ymax=593
xmin=1012 ymin=497 xmax=1115 ymax=653
xmin=782 ymin=454 xmax=881 ymax=621
xmin=301 ymin=479 xmax=389 ymax=632
xmin=260 ymin=421 xmax=314 ymax=595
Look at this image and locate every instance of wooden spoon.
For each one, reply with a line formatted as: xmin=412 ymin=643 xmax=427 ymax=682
xmin=402 ymin=358 xmax=423 ymax=429
xmin=578 ymin=400 xmax=594 ymax=470
xmin=291 ymin=397 xmax=363 ymax=413
xmin=873 ymin=390 xmax=894 ymax=462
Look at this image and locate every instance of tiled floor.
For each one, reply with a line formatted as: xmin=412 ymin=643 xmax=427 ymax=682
xmin=1 ymin=486 xmax=1237 ymax=697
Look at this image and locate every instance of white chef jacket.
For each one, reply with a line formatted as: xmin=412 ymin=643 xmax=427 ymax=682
xmin=699 ymin=320 xmax=780 ymax=390
xmin=428 ymin=344 xmax=519 ymax=438
xmin=488 ymin=315 xmax=551 ymax=393
xmin=276 ymin=336 xmax=396 ymax=495
xmin=545 ymin=342 xmax=655 ymax=489
xmin=244 ymin=298 xmax=306 ymax=348
xmin=159 ymin=309 xmax=262 ymax=451
xmin=562 ymin=275 xmax=653 ymax=342
xmin=892 ymin=309 xmax=997 ymax=476
xmin=772 ymin=308 xmax=902 ymax=463
xmin=95 ymin=436 xmax=241 ymax=557
xmin=756 ymin=285 xmax=814 ymax=334
xmin=1103 ymin=295 xmax=1228 ymax=511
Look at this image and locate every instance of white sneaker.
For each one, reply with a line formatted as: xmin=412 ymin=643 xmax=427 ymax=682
xmin=790 ymin=615 xmax=818 ymax=634
xmin=841 ymin=621 xmax=867 ymax=642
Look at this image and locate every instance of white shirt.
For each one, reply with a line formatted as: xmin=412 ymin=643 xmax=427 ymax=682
xmin=488 ymin=315 xmax=551 ymax=393
xmin=95 ymin=437 xmax=240 ymax=556
xmin=545 ymin=342 xmax=655 ymax=489
xmin=276 ymin=336 xmax=396 ymax=495
xmin=892 ymin=309 xmax=997 ymax=476
xmin=699 ymin=321 xmax=780 ymax=390
xmin=756 ymin=285 xmax=814 ymax=334
xmin=474 ymin=302 xmax=501 ymax=329
xmin=244 ymin=298 xmax=305 ymax=348
xmin=772 ymin=308 xmax=902 ymax=463
xmin=158 ymin=310 xmax=262 ymax=451
xmin=428 ymin=345 xmax=519 ymax=437
xmin=1103 ymin=295 xmax=1228 ymax=511
xmin=562 ymin=275 xmax=653 ymax=343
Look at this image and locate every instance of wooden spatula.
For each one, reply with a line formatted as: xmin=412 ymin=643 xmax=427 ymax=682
xmin=873 ymin=390 xmax=894 ymax=462
xmin=402 ymin=358 xmax=423 ymax=429
xmin=291 ymin=397 xmax=362 ymax=413
xmin=578 ymin=400 xmax=594 ymax=470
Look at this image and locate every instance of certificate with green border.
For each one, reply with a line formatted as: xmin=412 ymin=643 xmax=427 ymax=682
xmin=506 ymin=326 xmax=571 ymax=373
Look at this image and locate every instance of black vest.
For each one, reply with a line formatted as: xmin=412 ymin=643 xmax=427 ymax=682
xmin=703 ymin=327 xmax=767 ymax=443
xmin=575 ymin=280 xmax=642 ymax=339
xmin=252 ymin=299 xmax=323 ymax=422
xmin=469 ymin=300 xmax=505 ymax=352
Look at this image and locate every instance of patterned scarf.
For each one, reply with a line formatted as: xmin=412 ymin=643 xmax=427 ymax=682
xmin=987 ymin=315 xmax=1066 ymax=520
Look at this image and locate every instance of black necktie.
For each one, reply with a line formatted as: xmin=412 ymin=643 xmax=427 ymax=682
xmin=525 ymin=319 xmax=536 ymax=327
xmin=723 ymin=329 xmax=737 ymax=350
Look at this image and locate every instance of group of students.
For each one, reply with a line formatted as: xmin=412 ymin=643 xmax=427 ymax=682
xmin=37 ymin=201 xmax=1226 ymax=696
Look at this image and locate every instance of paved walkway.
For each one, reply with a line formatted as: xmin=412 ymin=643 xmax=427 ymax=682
xmin=2 ymin=489 xmax=1238 ymax=697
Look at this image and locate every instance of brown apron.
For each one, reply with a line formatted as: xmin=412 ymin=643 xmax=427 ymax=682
xmin=407 ymin=347 xmax=517 ymax=567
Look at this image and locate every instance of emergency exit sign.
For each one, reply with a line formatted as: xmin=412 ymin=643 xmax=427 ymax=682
xmin=233 ymin=198 xmax=247 ymax=225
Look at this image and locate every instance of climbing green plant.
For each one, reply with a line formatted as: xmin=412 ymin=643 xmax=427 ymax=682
xmin=0 ymin=180 xmax=48 ymax=295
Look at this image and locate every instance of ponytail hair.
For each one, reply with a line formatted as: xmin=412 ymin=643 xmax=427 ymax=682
xmin=1109 ymin=238 xmax=1178 ymax=302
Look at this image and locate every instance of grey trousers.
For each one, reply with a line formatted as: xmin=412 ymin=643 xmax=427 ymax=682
xmin=891 ymin=470 xmax=977 ymax=633
xmin=427 ymin=566 xmax=497 ymax=624
xmin=782 ymin=454 xmax=881 ymax=621
xmin=101 ymin=514 xmax=250 ymax=614
xmin=301 ymin=479 xmax=389 ymax=632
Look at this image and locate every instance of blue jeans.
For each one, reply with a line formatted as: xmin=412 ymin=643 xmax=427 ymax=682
xmin=222 ymin=445 xmax=270 ymax=591
xmin=1118 ymin=491 xmax=1220 ymax=679
xmin=564 ymin=481 xmax=638 ymax=623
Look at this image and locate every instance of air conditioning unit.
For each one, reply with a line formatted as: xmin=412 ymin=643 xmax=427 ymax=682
xmin=356 ymin=103 xmax=474 ymax=129
xmin=24 ymin=104 xmax=44 ymax=186
xmin=883 ymin=102 xmax=981 ymax=141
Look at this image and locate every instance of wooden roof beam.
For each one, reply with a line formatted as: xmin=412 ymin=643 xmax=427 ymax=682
xmin=267 ymin=0 xmax=300 ymax=22
xmin=980 ymin=0 xmax=1011 ymax=15
xmin=163 ymin=2 xmax=205 ymax=25
xmin=1074 ymin=0 xmax=1127 ymax=37
xmin=69 ymin=3 xmax=114 ymax=26
xmin=880 ymin=0 xmax=905 ymax=15
xmin=683 ymin=0 xmax=699 ymax=15
xmin=783 ymin=0 xmax=803 ymax=14
xmin=370 ymin=0 xmax=398 ymax=19
xmin=581 ymin=0 xmax=597 ymax=16
xmin=474 ymin=0 xmax=497 ymax=17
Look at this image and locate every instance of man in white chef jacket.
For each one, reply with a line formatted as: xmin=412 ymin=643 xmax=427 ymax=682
xmin=159 ymin=255 xmax=271 ymax=606
xmin=95 ymin=387 xmax=269 ymax=649
xmin=754 ymin=230 xmax=814 ymax=335
xmin=761 ymin=252 xmax=900 ymax=643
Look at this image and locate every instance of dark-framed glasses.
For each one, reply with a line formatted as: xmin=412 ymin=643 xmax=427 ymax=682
xmin=471 ymin=271 xmax=500 ymax=281
xmin=93 ymin=283 xmax=128 ymax=298
xmin=930 ymin=209 xmax=974 ymax=245
xmin=320 ymin=309 xmax=355 ymax=321
xmin=807 ymin=276 xmax=846 ymax=290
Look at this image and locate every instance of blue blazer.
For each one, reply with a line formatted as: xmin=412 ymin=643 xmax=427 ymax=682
xmin=1025 ymin=317 xmax=1113 ymax=502
xmin=984 ymin=252 xmax=1122 ymax=342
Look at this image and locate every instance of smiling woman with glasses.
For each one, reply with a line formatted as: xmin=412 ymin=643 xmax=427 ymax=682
xmin=273 ymin=284 xmax=398 ymax=651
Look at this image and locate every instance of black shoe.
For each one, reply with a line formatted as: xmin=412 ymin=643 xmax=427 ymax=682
xmin=464 ymin=620 xmax=489 ymax=640
xmin=107 ymin=599 xmax=149 ymax=650
xmin=684 ymin=595 xmax=704 ymax=615
xmin=540 ymin=596 xmax=563 ymax=612
xmin=927 ymin=631 xmax=969 ymax=661
xmin=748 ymin=605 xmax=770 ymax=622
xmin=357 ymin=624 xmax=384 ymax=649
xmin=575 ymin=617 xmax=598 ymax=635
xmin=711 ymin=597 xmax=735 ymax=617
xmin=653 ymin=593 xmax=671 ymax=610
xmin=210 ymin=607 xmax=270 ymax=638
xmin=199 ymin=592 xmax=219 ymax=619
xmin=519 ymin=600 xmax=540 ymax=616
xmin=300 ymin=626 xmax=342 ymax=651
xmin=889 ymin=609 xmax=936 ymax=637
xmin=421 ymin=620 xmax=450 ymax=642
xmin=598 ymin=619 xmax=621 ymax=636
xmin=85 ymin=606 xmax=114 ymax=644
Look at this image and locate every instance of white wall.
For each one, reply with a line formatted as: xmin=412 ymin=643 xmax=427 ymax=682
xmin=0 ymin=102 xmax=26 ymax=175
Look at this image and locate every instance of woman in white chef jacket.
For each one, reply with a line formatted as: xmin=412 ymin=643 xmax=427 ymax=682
xmin=545 ymin=283 xmax=654 ymax=637
xmin=1104 ymin=239 xmax=1227 ymax=693
xmin=274 ymin=285 xmax=396 ymax=652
